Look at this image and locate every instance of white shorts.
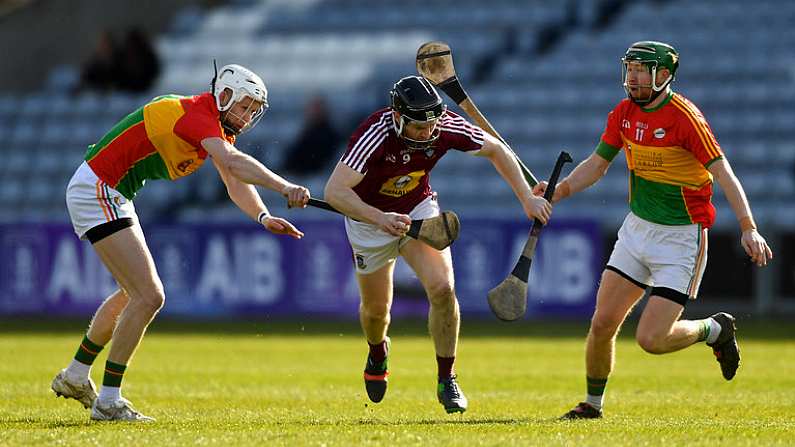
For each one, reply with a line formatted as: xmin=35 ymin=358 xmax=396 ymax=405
xmin=345 ymin=195 xmax=440 ymax=274
xmin=607 ymin=212 xmax=708 ymax=302
xmin=66 ymin=162 xmax=138 ymax=241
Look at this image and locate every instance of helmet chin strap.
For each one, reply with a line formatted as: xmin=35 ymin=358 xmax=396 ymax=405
xmin=392 ymin=112 xmax=404 ymax=137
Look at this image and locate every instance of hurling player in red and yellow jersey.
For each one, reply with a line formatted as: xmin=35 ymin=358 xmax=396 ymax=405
xmin=51 ymin=64 xmax=310 ymax=422
xmin=539 ymin=42 xmax=773 ymax=419
xmin=325 ymin=76 xmax=552 ymax=414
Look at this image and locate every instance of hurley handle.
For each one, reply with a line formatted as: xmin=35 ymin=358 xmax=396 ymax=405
xmin=530 ymin=151 xmax=573 ymax=236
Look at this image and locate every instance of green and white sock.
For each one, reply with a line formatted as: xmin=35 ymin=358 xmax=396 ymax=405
xmin=699 ymin=318 xmax=721 ymax=344
xmin=102 ymin=360 xmax=126 ymax=388
xmin=586 ymin=376 xmax=608 ymax=410
xmin=98 ymin=360 xmax=126 ymax=403
xmin=65 ymin=335 xmax=104 ymax=382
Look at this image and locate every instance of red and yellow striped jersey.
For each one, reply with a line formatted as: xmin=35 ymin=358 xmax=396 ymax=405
xmin=597 ymin=92 xmax=723 ymax=228
xmin=85 ymin=93 xmax=234 ymax=199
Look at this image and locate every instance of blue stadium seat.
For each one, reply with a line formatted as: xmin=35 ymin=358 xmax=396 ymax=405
xmin=4 ymin=0 xmax=793 ymax=227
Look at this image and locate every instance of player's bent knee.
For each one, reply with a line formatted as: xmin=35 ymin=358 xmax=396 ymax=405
xmin=589 ymin=315 xmax=622 ymax=340
xmin=142 ymin=294 xmax=166 ymax=314
xmin=128 ymin=287 xmax=166 ymax=313
xmin=361 ymin=303 xmax=390 ymax=322
xmin=426 ymin=281 xmax=455 ymax=305
xmin=636 ymin=332 xmax=666 ymax=354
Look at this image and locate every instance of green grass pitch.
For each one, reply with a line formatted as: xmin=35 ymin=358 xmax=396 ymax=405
xmin=1 ymin=318 xmax=793 ymax=446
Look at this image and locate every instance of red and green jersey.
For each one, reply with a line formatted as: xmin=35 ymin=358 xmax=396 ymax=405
xmin=85 ymin=92 xmax=234 ymax=199
xmin=597 ymin=92 xmax=723 ymax=228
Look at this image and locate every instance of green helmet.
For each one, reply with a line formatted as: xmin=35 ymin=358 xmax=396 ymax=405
xmin=621 ymin=41 xmax=679 ymax=104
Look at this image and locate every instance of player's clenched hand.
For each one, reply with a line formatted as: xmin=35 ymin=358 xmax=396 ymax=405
xmin=378 ymin=212 xmax=411 ymax=237
xmin=741 ymin=229 xmax=773 ymax=267
xmin=531 ymin=181 xmax=569 ymax=203
xmin=532 ymin=181 xmax=547 ymax=197
xmin=282 ymin=184 xmax=310 ymax=208
xmin=262 ymin=216 xmax=304 ymax=239
xmin=523 ymin=195 xmax=552 ymax=224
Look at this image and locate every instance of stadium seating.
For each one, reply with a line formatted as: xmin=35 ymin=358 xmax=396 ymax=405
xmin=0 ymin=0 xmax=792 ymax=231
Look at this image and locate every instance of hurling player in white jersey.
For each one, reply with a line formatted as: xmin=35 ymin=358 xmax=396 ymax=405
xmin=325 ymin=76 xmax=551 ymax=413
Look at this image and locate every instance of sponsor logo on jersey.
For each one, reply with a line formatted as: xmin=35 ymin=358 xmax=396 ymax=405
xmin=622 ymin=119 xmax=631 ymax=129
xmin=654 ymin=128 xmax=666 ymax=139
xmin=385 ymin=154 xmax=397 ymax=163
xmin=379 ymin=170 xmax=425 ymax=197
xmin=635 ymin=149 xmax=664 ymax=168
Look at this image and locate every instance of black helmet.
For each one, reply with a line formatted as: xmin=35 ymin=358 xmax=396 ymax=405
xmin=390 ymin=76 xmax=447 ymax=150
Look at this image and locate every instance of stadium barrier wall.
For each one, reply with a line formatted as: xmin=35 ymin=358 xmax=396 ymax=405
xmin=0 ymin=219 xmax=601 ymax=319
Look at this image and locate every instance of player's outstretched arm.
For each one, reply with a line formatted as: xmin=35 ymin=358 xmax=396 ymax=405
xmin=708 ymin=158 xmax=773 ymax=266
xmin=536 ymin=151 xmax=611 ymax=203
xmin=212 ymin=156 xmax=304 ymax=239
xmin=475 ymin=133 xmax=550 ymax=223
xmin=201 ymin=137 xmax=309 ymax=208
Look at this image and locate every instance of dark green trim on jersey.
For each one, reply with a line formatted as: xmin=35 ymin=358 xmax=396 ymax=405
xmin=641 ymin=91 xmax=673 ymax=113
xmin=115 ymin=152 xmax=171 ymax=199
xmin=595 ymin=141 xmax=621 ymax=162
xmin=704 ymin=155 xmax=724 ymax=168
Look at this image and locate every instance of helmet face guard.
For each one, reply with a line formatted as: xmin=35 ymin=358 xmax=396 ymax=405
xmin=220 ymin=99 xmax=266 ymax=136
xmin=390 ymin=76 xmax=447 ymax=150
xmin=392 ymin=112 xmax=445 ymax=150
xmin=211 ymin=62 xmax=269 ymax=135
xmin=621 ymin=41 xmax=679 ymax=105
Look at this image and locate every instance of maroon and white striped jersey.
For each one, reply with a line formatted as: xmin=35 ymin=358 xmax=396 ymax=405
xmin=340 ymin=108 xmax=485 ymax=214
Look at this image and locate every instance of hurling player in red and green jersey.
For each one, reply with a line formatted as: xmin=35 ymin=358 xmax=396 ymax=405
xmin=52 ymin=64 xmax=310 ymax=422
xmin=536 ymin=42 xmax=773 ymax=419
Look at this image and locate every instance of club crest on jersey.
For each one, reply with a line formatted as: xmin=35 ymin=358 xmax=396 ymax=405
xmin=177 ymin=159 xmax=195 ymax=173
xmin=653 ymin=128 xmax=666 ymax=139
xmin=379 ymin=170 xmax=425 ymax=197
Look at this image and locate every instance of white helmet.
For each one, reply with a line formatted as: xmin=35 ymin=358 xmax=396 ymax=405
xmin=212 ymin=63 xmax=269 ymax=135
